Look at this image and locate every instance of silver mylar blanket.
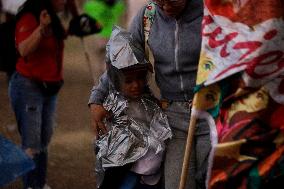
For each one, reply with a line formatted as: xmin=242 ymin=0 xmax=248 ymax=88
xmin=95 ymin=92 xmax=172 ymax=187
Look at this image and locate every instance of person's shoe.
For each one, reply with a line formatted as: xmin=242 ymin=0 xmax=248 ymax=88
xmin=26 ymin=186 xmax=50 ymax=189
xmin=42 ymin=184 xmax=51 ymax=189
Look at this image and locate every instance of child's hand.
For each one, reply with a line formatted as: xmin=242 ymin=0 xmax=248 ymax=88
xmin=90 ymin=104 xmax=109 ymax=139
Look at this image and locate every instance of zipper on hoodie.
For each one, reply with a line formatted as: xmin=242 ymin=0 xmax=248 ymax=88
xmin=174 ymin=20 xmax=188 ymax=100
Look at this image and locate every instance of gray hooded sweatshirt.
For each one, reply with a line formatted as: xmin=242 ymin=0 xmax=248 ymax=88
xmin=89 ymin=0 xmax=203 ymax=104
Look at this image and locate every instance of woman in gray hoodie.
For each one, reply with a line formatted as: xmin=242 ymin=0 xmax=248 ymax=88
xmin=89 ymin=1 xmax=210 ymax=189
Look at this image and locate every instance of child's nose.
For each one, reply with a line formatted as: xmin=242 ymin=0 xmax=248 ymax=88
xmin=131 ymin=80 xmax=140 ymax=88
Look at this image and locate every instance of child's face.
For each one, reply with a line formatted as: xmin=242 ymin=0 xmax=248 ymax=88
xmin=120 ymin=69 xmax=147 ymax=99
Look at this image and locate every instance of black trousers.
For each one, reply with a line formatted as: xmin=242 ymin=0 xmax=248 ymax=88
xmin=99 ymin=165 xmax=163 ymax=189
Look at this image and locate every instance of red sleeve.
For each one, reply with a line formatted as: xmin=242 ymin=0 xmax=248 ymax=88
xmin=15 ymin=13 xmax=38 ymax=45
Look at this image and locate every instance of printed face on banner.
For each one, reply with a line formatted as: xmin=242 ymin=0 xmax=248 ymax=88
xmin=227 ymin=87 xmax=269 ymax=123
xmin=193 ymin=84 xmax=221 ymax=111
xmin=196 ymin=52 xmax=215 ymax=85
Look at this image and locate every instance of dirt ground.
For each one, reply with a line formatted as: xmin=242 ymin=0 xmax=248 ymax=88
xmin=0 ymin=34 xmax=106 ymax=189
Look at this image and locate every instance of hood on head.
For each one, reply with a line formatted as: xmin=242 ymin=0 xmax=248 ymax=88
xmin=106 ymin=26 xmax=150 ymax=70
xmin=106 ymin=26 xmax=152 ymax=91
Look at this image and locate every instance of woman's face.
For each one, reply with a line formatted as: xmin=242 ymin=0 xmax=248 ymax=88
xmin=240 ymin=88 xmax=269 ymax=112
xmin=155 ymin=0 xmax=187 ymax=18
xmin=230 ymin=87 xmax=269 ymax=116
xmin=51 ymin=0 xmax=66 ymax=12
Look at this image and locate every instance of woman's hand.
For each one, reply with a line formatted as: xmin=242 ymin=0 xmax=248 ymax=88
xmin=18 ymin=10 xmax=51 ymax=57
xmin=39 ymin=10 xmax=51 ymax=28
xmin=90 ymin=104 xmax=109 ymax=139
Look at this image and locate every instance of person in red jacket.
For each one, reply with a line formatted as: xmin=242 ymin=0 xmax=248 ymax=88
xmin=9 ymin=0 xmax=66 ymax=189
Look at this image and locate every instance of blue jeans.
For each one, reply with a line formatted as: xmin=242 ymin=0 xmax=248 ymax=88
xmin=119 ymin=171 xmax=161 ymax=189
xmin=163 ymin=101 xmax=211 ymax=189
xmin=9 ymin=72 xmax=57 ymax=189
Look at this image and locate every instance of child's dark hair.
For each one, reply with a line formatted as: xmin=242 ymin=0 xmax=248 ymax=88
xmin=107 ymin=63 xmax=151 ymax=92
xmin=16 ymin=0 xmax=66 ymax=40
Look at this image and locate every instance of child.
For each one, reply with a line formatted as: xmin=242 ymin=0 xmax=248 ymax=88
xmin=94 ymin=26 xmax=172 ymax=189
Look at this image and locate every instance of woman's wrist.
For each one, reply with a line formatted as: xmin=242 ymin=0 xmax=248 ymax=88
xmin=39 ymin=24 xmax=48 ymax=37
xmin=39 ymin=26 xmax=45 ymax=37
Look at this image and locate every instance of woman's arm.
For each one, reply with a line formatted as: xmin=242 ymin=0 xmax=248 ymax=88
xmin=88 ymin=71 xmax=111 ymax=138
xmin=128 ymin=5 xmax=146 ymax=50
xmin=18 ymin=10 xmax=50 ymax=57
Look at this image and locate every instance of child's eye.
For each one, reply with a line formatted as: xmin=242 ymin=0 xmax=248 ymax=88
xmin=136 ymin=73 xmax=147 ymax=80
xmin=203 ymin=61 xmax=213 ymax=70
xmin=124 ymin=79 xmax=133 ymax=84
xmin=206 ymin=94 xmax=215 ymax=102
xmin=137 ymin=75 xmax=146 ymax=81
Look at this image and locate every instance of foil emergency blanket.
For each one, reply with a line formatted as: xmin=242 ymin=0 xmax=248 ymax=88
xmin=95 ymin=92 xmax=172 ymax=186
xmin=105 ymin=26 xmax=149 ymax=69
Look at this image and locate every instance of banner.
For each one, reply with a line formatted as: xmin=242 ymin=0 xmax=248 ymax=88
xmin=192 ymin=0 xmax=284 ymax=188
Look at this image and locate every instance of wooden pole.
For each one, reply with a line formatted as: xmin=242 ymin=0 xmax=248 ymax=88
xmin=178 ymin=114 xmax=197 ymax=189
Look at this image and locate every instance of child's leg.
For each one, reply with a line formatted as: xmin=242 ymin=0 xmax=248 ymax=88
xmin=119 ymin=172 xmax=163 ymax=189
xmin=99 ymin=166 xmax=130 ymax=189
xmin=118 ymin=171 xmax=139 ymax=189
xmin=135 ymin=182 xmax=162 ymax=189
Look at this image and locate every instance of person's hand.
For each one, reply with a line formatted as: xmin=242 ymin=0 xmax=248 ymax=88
xmin=17 ymin=10 xmax=52 ymax=57
xmin=39 ymin=10 xmax=51 ymax=28
xmin=90 ymin=104 xmax=109 ymax=139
